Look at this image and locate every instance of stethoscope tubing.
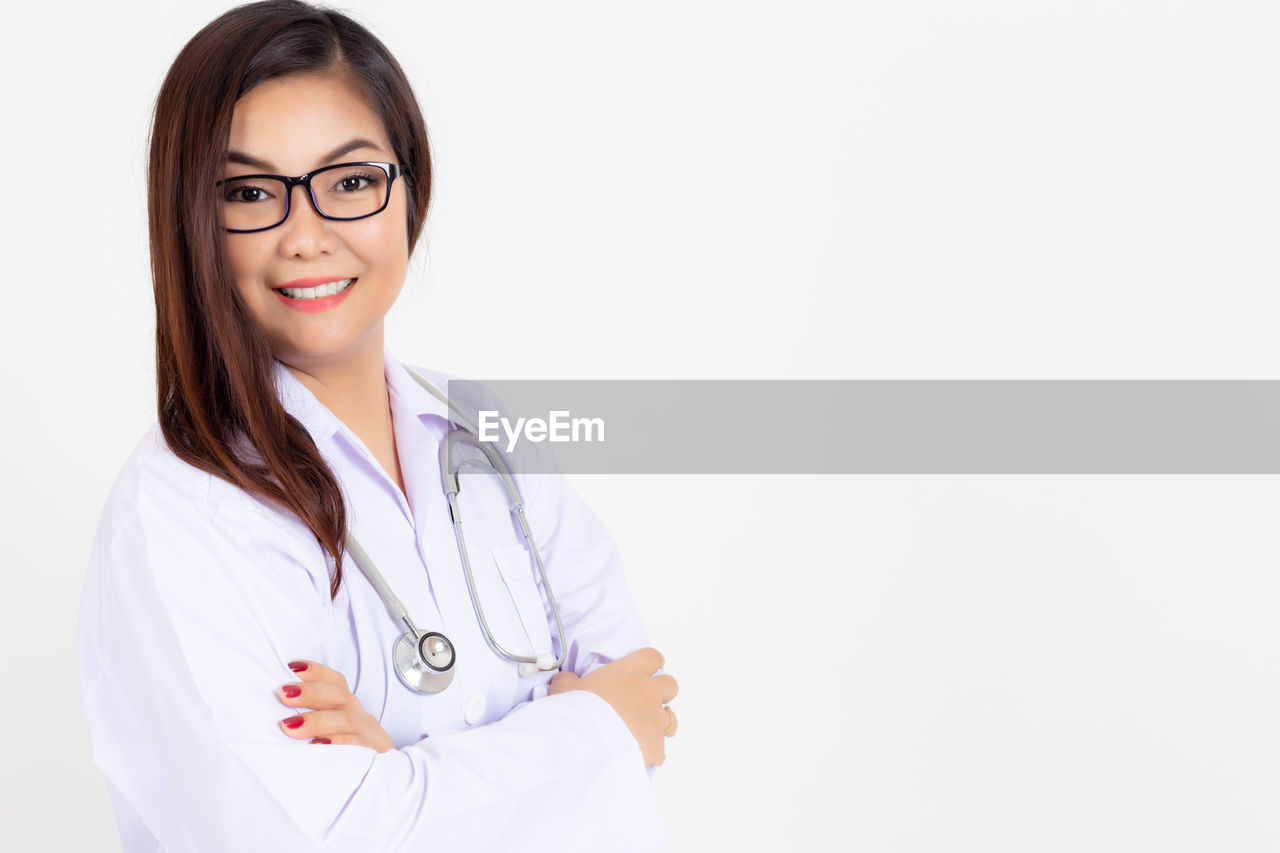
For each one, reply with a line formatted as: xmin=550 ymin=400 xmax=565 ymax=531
xmin=443 ymin=460 xmax=567 ymax=672
xmin=339 ymin=368 xmax=568 ymax=694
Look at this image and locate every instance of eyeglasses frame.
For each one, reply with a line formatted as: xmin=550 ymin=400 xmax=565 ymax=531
xmin=217 ymin=161 xmax=409 ymax=234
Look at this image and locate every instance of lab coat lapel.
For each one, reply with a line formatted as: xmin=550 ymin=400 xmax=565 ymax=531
xmin=383 ymin=348 xmax=454 ymax=548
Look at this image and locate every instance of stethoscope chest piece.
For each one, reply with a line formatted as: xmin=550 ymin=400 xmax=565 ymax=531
xmin=393 ymin=630 xmax=456 ymax=694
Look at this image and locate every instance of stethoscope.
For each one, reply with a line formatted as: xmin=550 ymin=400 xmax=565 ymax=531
xmin=342 ymin=369 xmax=568 ymax=694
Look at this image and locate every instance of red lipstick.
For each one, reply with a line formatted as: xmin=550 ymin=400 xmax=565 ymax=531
xmin=273 ymin=277 xmax=356 ymax=314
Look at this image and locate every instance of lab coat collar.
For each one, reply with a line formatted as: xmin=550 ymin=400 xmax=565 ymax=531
xmin=271 ymin=347 xmax=454 ymax=448
xmin=382 ymin=347 xmax=455 ymax=428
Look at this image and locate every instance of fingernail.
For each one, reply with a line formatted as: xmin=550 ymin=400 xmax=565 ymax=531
xmin=288 ymin=661 xmax=308 ymax=673
xmin=281 ymin=684 xmax=302 ymax=698
xmin=282 ymin=716 xmax=305 ymax=730
xmin=310 ymin=737 xmax=331 ymax=744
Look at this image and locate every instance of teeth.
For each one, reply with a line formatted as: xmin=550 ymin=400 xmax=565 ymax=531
xmin=278 ymin=278 xmax=354 ymax=300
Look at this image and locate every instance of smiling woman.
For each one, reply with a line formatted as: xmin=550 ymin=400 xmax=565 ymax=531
xmin=77 ymin=2 xmax=676 ymax=851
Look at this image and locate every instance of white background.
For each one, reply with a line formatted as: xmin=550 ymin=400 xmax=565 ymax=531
xmin=4 ymin=0 xmax=1280 ymax=849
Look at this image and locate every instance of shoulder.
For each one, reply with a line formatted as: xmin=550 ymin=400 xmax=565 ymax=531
xmin=98 ymin=424 xmax=261 ymax=528
xmin=400 ymin=362 xmax=457 ymax=389
xmin=92 ymin=424 xmax=324 ymax=571
xmin=400 ymin=362 xmax=561 ymax=504
xmin=94 ymin=424 xmax=215 ymax=539
xmin=81 ymin=427 xmax=335 ymax=673
xmin=398 ymin=361 xmax=469 ymax=414
xmin=399 ymin=361 xmax=503 ymax=414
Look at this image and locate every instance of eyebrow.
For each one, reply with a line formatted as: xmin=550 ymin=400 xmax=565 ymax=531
xmin=225 ymin=138 xmax=389 ymax=173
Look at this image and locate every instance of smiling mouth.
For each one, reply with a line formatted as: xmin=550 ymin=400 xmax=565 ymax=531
xmin=274 ymin=278 xmax=357 ymax=300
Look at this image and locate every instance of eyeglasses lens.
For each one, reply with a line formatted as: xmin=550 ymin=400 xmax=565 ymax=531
xmin=220 ymin=164 xmax=391 ymax=231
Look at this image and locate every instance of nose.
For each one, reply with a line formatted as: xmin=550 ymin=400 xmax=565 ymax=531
xmin=276 ymin=183 xmax=339 ymax=259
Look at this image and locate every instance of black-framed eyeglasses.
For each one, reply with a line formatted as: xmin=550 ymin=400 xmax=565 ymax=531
xmin=217 ymin=161 xmax=409 ymax=233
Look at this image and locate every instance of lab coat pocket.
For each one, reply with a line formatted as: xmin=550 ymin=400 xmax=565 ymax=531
xmin=491 ymin=543 xmax=555 ymax=660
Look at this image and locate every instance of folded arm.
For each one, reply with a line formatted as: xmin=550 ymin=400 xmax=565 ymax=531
xmin=78 ymin=465 xmax=663 ymax=852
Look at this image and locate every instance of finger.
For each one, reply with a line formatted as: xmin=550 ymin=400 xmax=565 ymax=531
xmin=277 ymin=680 xmax=354 ymax=710
xmin=626 ymin=647 xmax=665 ymax=675
xmin=279 ymin=708 xmax=359 ymax=740
xmin=308 ymin=733 xmax=392 ymax=752
xmin=307 ymin=733 xmax=365 ymax=746
xmin=653 ymin=673 xmax=679 ymax=704
xmin=286 ymin=660 xmax=351 ymax=692
xmin=547 ymin=671 xmax=581 ymax=695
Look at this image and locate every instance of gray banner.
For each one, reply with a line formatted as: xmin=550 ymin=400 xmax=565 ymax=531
xmin=445 ymin=380 xmax=1280 ymax=474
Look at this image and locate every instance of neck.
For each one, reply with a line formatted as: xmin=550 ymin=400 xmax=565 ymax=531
xmin=282 ymin=328 xmax=390 ymax=443
xmin=278 ymin=326 xmax=407 ymax=499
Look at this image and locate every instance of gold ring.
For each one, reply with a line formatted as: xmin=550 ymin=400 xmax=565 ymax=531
xmin=663 ymin=704 xmax=676 ymax=736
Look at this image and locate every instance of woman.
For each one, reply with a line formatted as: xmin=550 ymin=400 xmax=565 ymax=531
xmin=76 ymin=2 xmax=677 ymax=850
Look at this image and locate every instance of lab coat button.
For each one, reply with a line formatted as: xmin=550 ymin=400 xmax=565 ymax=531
xmin=464 ymin=694 xmax=486 ymax=726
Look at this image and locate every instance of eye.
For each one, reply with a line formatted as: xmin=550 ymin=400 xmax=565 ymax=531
xmin=222 ymin=180 xmax=277 ymax=204
xmin=327 ymin=168 xmax=383 ymax=194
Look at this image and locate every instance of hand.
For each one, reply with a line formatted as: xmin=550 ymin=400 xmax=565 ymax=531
xmin=277 ymin=659 xmax=395 ymax=753
xmin=548 ymin=647 xmax=679 ymax=767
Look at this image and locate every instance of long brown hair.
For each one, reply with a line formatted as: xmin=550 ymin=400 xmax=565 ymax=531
xmin=149 ymin=0 xmax=432 ymax=598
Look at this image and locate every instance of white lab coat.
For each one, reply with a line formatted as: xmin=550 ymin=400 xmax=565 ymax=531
xmin=77 ymin=347 xmax=664 ymax=852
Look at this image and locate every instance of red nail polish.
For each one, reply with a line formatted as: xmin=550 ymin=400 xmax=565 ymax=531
xmin=281 ymin=684 xmax=301 ymax=698
xmin=288 ymin=661 xmax=308 ymax=673
xmin=282 ymin=716 xmax=305 ymax=729
xmin=310 ymin=737 xmax=331 ymax=744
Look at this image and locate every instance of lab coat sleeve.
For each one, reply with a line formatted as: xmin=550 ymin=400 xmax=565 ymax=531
xmin=78 ymin=436 xmax=662 ymax=853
